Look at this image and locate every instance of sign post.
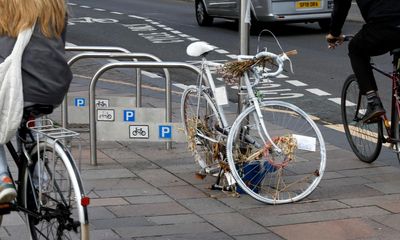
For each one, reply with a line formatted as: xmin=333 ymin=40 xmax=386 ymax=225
xmin=239 ymin=0 xmax=250 ymax=114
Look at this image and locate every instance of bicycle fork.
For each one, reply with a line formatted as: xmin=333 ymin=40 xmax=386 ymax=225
xmin=251 ymin=99 xmax=281 ymax=152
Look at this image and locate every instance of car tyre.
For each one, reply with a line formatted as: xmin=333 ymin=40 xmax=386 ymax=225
xmin=196 ymin=0 xmax=214 ymax=26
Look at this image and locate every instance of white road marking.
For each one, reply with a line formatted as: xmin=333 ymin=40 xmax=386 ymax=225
xmin=216 ymin=49 xmax=229 ymax=54
xmin=328 ymin=98 xmax=341 ymax=105
xmin=259 ymin=89 xmax=293 ymax=93
xmin=110 ymin=11 xmax=124 ymax=15
xmin=128 ymin=15 xmax=146 ymax=19
xmin=94 ymin=8 xmax=106 ymax=11
xmin=188 ymin=37 xmax=200 ymax=41
xmin=306 ymin=88 xmax=331 ymax=96
xmin=275 ymin=74 xmax=289 ymax=78
xmin=331 ymin=99 xmax=361 ymax=108
xmin=80 ymin=5 xmax=90 ymax=8
xmin=286 ymin=80 xmax=308 ymax=86
xmin=142 ymin=71 xmax=161 ymax=78
xmin=227 ymin=55 xmax=237 ymax=59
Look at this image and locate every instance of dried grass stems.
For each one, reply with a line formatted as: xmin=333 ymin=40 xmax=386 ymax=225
xmin=218 ymin=57 xmax=275 ymax=85
xmin=218 ymin=50 xmax=297 ymax=85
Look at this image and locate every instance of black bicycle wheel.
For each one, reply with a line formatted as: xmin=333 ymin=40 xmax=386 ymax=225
xmin=22 ymin=140 xmax=89 ymax=239
xmin=390 ymin=92 xmax=400 ymax=161
xmin=341 ymin=74 xmax=383 ymax=163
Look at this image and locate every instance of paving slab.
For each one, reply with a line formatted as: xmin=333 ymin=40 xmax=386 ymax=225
xmin=269 ymin=218 xmax=376 ymax=240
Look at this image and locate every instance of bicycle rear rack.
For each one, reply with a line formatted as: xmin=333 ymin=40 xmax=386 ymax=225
xmin=28 ymin=119 xmax=80 ymax=140
xmin=27 ymin=119 xmax=83 ymax=208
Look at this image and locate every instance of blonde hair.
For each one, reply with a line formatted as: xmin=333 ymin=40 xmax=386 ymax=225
xmin=0 ymin=0 xmax=67 ymax=38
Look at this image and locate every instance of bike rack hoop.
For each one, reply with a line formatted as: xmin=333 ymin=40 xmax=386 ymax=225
xmin=89 ymin=61 xmax=205 ymax=165
xmin=63 ymin=50 xmax=170 ymax=129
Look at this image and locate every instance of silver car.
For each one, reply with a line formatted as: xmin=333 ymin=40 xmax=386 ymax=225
xmin=195 ymin=0 xmax=334 ymax=30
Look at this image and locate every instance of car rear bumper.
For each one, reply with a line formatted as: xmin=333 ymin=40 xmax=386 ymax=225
xmin=257 ymin=12 xmax=332 ymax=22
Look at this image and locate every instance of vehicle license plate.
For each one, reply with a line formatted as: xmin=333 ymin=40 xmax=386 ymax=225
xmin=296 ymin=1 xmax=321 ymax=9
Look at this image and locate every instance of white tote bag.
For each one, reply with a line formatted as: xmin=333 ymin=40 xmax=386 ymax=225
xmin=0 ymin=26 xmax=35 ymax=144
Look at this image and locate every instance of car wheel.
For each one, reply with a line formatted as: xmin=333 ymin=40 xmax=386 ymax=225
xmin=318 ymin=19 xmax=330 ymax=32
xmin=196 ymin=0 xmax=213 ymax=26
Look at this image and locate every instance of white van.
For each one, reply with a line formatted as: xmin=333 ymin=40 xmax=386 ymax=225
xmin=195 ymin=0 xmax=334 ymax=30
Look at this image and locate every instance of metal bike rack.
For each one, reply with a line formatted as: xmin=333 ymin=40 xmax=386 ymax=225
xmin=89 ymin=61 xmax=204 ymax=165
xmin=63 ymin=47 xmax=170 ymax=129
xmin=63 ymin=46 xmax=132 ymax=128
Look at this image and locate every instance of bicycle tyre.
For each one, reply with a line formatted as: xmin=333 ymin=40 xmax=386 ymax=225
xmin=22 ymin=138 xmax=89 ymax=240
xmin=226 ymin=101 xmax=326 ymax=204
xmin=390 ymin=90 xmax=400 ymax=161
xmin=181 ymin=86 xmax=224 ymax=172
xmin=341 ymin=74 xmax=383 ymax=163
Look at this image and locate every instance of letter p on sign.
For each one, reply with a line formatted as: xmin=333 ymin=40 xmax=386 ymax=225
xmin=159 ymin=125 xmax=172 ymax=139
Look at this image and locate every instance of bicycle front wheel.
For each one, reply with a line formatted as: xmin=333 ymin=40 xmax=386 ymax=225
xmin=22 ymin=139 xmax=89 ymax=240
xmin=341 ymin=74 xmax=383 ymax=163
xmin=226 ymin=101 xmax=326 ymax=204
xmin=181 ymin=86 xmax=224 ymax=172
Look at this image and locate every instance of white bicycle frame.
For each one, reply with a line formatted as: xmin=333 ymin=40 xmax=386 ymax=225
xmin=197 ymin=55 xmax=281 ymax=150
xmin=197 ymin=57 xmax=229 ymax=129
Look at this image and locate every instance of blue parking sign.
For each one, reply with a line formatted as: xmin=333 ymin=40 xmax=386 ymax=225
xmin=159 ymin=125 xmax=172 ymax=139
xmin=123 ymin=110 xmax=135 ymax=122
xmin=74 ymin=98 xmax=86 ymax=107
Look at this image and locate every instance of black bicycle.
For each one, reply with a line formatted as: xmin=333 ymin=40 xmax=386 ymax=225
xmin=341 ymin=45 xmax=400 ymax=163
xmin=2 ymin=104 xmax=89 ymax=239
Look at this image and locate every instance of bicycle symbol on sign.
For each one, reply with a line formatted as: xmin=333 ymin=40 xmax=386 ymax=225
xmin=132 ymin=128 xmax=147 ymax=136
xmin=95 ymin=100 xmax=109 ymax=108
xmin=97 ymin=109 xmax=115 ymax=121
xmin=68 ymin=17 xmax=119 ymax=25
xmin=129 ymin=125 xmax=149 ymax=139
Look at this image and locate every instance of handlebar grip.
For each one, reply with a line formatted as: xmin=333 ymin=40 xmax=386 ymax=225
xmin=254 ymin=51 xmax=283 ymax=78
xmin=283 ymin=50 xmax=297 ymax=57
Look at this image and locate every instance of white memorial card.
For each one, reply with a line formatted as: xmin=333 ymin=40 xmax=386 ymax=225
xmin=215 ymin=86 xmax=229 ymax=106
xmin=293 ymin=134 xmax=316 ymax=152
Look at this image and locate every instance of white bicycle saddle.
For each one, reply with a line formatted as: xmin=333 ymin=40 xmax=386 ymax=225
xmin=186 ymin=41 xmax=216 ymax=57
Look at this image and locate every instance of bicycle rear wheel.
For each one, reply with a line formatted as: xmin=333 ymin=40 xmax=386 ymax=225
xmin=392 ymin=100 xmax=400 ymax=161
xmin=22 ymin=139 xmax=89 ymax=240
xmin=341 ymin=74 xmax=383 ymax=163
xmin=226 ymin=101 xmax=326 ymax=204
xmin=181 ymin=86 xmax=224 ymax=174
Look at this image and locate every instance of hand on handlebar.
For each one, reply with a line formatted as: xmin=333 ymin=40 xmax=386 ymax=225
xmin=326 ymin=33 xmax=345 ymax=49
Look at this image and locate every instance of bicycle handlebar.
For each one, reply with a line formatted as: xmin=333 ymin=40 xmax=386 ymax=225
xmin=250 ymin=50 xmax=296 ymax=86
xmin=254 ymin=51 xmax=284 ymax=78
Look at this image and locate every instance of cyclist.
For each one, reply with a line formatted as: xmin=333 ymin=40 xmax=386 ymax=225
xmin=0 ymin=0 xmax=72 ymax=203
xmin=326 ymin=0 xmax=400 ymax=123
